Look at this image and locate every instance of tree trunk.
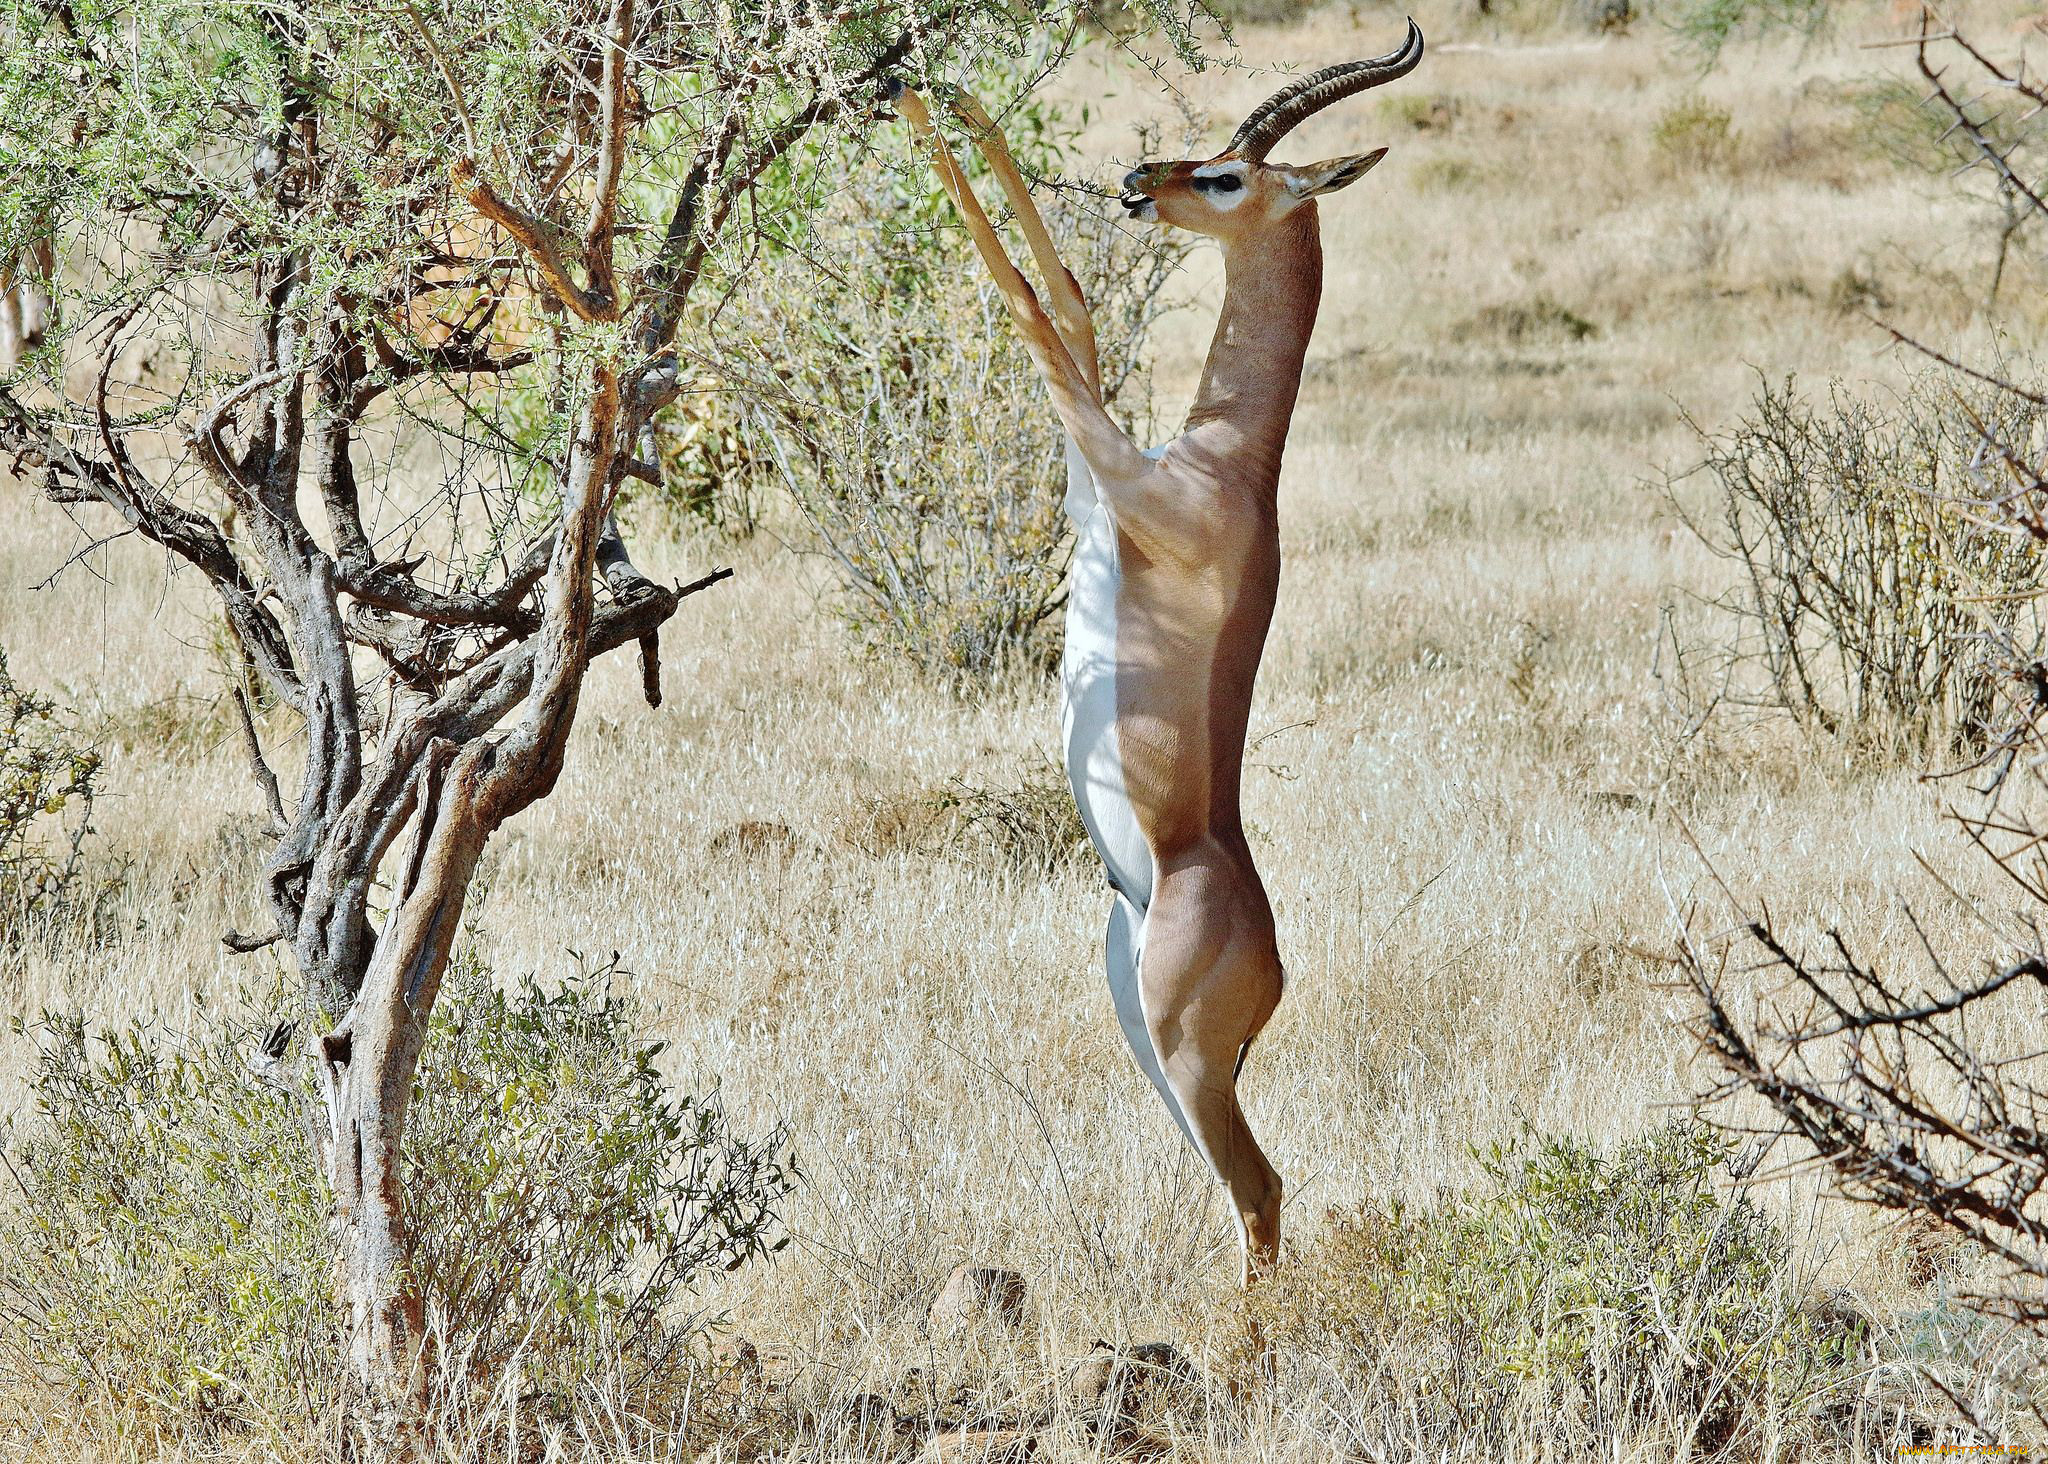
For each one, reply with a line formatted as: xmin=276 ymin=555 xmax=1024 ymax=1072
xmin=320 ymin=742 xmax=491 ymax=1458
xmin=314 ymin=374 xmax=628 ymax=1453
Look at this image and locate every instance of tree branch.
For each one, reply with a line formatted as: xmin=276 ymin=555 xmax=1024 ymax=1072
xmin=583 ymin=0 xmax=636 ymax=308
xmin=456 ymin=161 xmax=613 ymax=322
xmin=0 ymin=386 xmax=302 ymax=706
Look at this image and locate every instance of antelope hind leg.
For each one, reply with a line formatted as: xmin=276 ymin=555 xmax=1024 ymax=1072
xmin=1138 ymin=882 xmax=1284 ymax=1285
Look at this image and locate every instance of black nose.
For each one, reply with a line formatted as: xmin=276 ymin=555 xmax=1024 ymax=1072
xmin=1123 ymin=166 xmax=1153 ymax=192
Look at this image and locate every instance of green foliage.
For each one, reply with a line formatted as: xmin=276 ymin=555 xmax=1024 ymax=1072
xmin=0 ymin=1002 xmax=335 ymax=1433
xmin=410 ymin=951 xmax=796 ymax=1402
xmin=1843 ymin=77 xmax=1962 ymax=174
xmin=0 ymin=954 xmax=794 ymax=1433
xmin=1453 ymin=296 xmax=1598 ymax=346
xmin=1666 ymin=0 xmax=1829 ymax=59
xmin=0 ymin=650 xmax=101 ymax=942
xmin=0 ymin=0 xmax=1215 ymax=550
xmin=1247 ymin=1123 xmax=1854 ymax=1455
xmin=1419 ymin=1125 xmax=1817 ymax=1387
xmin=1667 ymin=376 xmax=2048 ymax=757
xmin=1412 ymin=155 xmax=1484 ymax=192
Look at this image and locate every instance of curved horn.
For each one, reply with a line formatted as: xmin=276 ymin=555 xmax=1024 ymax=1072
xmin=1227 ymin=18 xmax=1425 ymax=162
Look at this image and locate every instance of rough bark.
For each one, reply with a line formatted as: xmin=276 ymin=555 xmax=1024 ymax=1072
xmin=5 ymin=1 xmax=923 ymax=1449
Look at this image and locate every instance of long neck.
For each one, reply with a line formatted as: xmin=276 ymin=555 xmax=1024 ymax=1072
xmin=1183 ymin=203 xmax=1324 ymax=487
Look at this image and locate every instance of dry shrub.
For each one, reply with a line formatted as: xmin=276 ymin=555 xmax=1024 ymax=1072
xmin=1452 ymin=296 xmax=1597 ymax=346
xmin=1675 ymin=22 xmax=2048 ymax=1442
xmin=0 ymin=952 xmax=793 ymax=1441
xmin=706 ymin=819 xmax=808 ymax=861
xmin=1239 ymin=1123 xmax=1857 ymax=1458
xmin=837 ymin=787 xmax=954 ymax=860
xmin=0 ymin=649 xmax=102 ymax=946
xmin=1652 ymin=95 xmax=1736 ymax=174
xmin=741 ymin=109 xmax=1184 ymax=684
xmin=1472 ymin=0 xmax=1645 ymax=34
xmin=1380 ymin=92 xmax=1459 ymax=133
xmin=838 ymin=758 xmax=1085 ymax=874
xmin=1411 ymin=155 xmax=1484 ymax=192
xmin=934 ymin=757 xmax=1087 ymax=875
xmin=1825 ymin=262 xmax=1890 ymax=316
xmin=1665 ymin=375 xmax=2047 ymax=759
xmin=1201 ymin=0 xmax=1313 ymax=27
xmin=1684 ymin=900 xmax=2048 ymax=1438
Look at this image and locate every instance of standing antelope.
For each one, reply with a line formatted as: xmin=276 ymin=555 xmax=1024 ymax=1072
xmin=892 ymin=21 xmax=1423 ymax=1283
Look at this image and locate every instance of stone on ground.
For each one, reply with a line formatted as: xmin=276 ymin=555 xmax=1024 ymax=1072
xmin=928 ymin=1263 xmax=1027 ymax=1334
xmin=1065 ymin=1341 xmax=1202 ymax=1436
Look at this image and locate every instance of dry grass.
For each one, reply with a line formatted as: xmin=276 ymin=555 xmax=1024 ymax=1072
xmin=7 ymin=1 xmax=2048 ymax=1458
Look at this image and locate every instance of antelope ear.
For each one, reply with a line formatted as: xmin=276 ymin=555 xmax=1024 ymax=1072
xmin=1282 ymin=149 xmax=1388 ymax=198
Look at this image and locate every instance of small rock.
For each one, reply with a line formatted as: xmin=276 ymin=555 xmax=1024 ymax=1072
xmin=1065 ymin=1341 xmax=1201 ymax=1436
xmin=929 ymin=1264 xmax=1027 ymax=1334
xmin=919 ymin=1429 xmax=1037 ymax=1463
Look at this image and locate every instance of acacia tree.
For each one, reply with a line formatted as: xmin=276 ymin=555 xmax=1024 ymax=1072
xmin=0 ymin=0 xmax=1179 ymax=1448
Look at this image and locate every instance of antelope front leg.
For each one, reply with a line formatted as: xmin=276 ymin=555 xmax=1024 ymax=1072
xmin=940 ymin=88 xmax=1101 ymax=396
xmin=887 ymin=81 xmax=1151 ymax=489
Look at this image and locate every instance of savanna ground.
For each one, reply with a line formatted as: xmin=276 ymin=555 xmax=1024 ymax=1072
xmin=7 ymin=0 xmax=2048 ymax=1457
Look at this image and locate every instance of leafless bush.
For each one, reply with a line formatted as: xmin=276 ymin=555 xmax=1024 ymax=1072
xmin=1683 ymin=895 xmax=2048 ymax=1306
xmin=1665 ymin=375 xmax=2047 ymax=758
xmin=1681 ymin=762 xmax=2048 ymax=1433
xmin=935 ymin=756 xmax=1087 ymax=874
xmin=833 ymin=758 xmax=1085 ymax=871
xmin=1905 ymin=12 xmax=2048 ymax=306
xmin=1675 ymin=20 xmax=2048 ymax=1436
xmin=741 ymin=122 xmax=1184 ymax=682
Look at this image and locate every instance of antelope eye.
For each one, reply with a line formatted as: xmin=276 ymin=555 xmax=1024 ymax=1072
xmin=1206 ymin=175 xmax=1243 ymax=193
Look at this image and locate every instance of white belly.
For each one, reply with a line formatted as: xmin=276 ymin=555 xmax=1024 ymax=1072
xmin=1061 ymin=498 xmax=1150 ymax=907
xmin=1058 ymin=442 xmax=1194 ymax=1148
xmin=1058 ymin=442 xmax=1168 ymax=909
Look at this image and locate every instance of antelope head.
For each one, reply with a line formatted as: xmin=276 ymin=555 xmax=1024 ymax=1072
xmin=1119 ymin=19 xmax=1424 ymax=240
